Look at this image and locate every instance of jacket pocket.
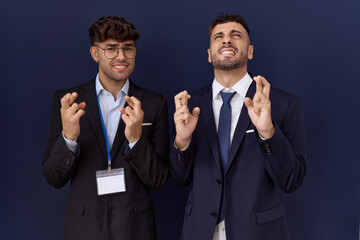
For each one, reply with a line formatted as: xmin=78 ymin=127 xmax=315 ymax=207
xmin=133 ymin=195 xmax=153 ymax=213
xmin=66 ymin=198 xmax=84 ymax=215
xmin=256 ymin=205 xmax=286 ymax=224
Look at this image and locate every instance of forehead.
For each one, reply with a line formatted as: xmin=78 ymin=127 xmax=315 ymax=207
xmin=211 ymin=22 xmax=247 ymax=36
xmin=98 ymin=39 xmax=135 ymax=46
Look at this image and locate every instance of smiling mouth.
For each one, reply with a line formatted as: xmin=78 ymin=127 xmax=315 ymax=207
xmin=220 ymin=50 xmax=236 ymax=56
xmin=113 ymin=65 xmax=127 ymax=69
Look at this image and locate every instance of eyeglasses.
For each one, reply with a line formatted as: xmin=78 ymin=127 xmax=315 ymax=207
xmin=94 ymin=45 xmax=137 ymax=59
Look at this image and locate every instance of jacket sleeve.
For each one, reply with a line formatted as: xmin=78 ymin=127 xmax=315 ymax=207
xmin=123 ymin=96 xmax=169 ymax=190
xmin=258 ymin=96 xmax=307 ymax=193
xmin=169 ymin=137 xmax=196 ymax=187
xmin=42 ymin=92 xmax=78 ymax=189
xmin=168 ymin=98 xmax=197 ymax=187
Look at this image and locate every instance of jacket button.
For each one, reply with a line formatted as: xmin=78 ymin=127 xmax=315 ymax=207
xmin=65 ymin=156 xmax=71 ymax=168
xmin=211 ymin=212 xmax=217 ymax=218
xmin=216 ymin=179 xmax=222 ymax=185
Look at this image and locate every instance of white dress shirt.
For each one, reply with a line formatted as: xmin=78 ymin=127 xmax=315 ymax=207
xmin=212 ymin=73 xmax=253 ymax=145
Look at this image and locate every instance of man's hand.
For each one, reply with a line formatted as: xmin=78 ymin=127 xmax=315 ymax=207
xmin=120 ymin=96 xmax=144 ymax=143
xmin=244 ymin=75 xmax=275 ymax=139
xmin=60 ymin=92 xmax=86 ymax=141
xmin=174 ymin=90 xmax=200 ymax=149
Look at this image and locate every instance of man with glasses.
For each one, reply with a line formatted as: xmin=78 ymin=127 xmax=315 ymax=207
xmin=42 ymin=16 xmax=169 ymax=240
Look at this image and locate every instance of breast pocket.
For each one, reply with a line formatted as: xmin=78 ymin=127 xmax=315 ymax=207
xmin=141 ymin=123 xmax=153 ymax=138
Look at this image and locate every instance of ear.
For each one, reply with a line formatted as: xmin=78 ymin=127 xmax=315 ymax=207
xmin=90 ymin=46 xmax=99 ymax=62
xmin=207 ymin=48 xmax=212 ymax=63
xmin=248 ymin=45 xmax=254 ymax=60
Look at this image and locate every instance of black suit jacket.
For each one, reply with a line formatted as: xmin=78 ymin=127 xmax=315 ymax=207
xmin=42 ymin=79 xmax=169 ymax=240
xmin=170 ymin=81 xmax=306 ymax=239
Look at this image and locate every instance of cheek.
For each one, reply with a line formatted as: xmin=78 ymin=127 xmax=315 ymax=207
xmin=130 ymin=59 xmax=136 ymax=67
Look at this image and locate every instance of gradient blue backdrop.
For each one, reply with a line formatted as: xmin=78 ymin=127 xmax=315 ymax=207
xmin=1 ymin=0 xmax=359 ymax=239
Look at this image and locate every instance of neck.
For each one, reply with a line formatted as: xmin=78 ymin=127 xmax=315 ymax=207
xmin=214 ymin=67 xmax=247 ymax=88
xmin=98 ymin=73 xmax=126 ymax=101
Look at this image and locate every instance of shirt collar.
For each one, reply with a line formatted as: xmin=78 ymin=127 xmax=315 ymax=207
xmin=212 ymin=72 xmax=253 ymax=99
xmin=95 ymin=73 xmax=129 ymax=98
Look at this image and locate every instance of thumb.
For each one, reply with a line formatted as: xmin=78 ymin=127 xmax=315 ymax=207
xmin=244 ymin=97 xmax=253 ymax=109
xmin=192 ymin=107 xmax=200 ymax=118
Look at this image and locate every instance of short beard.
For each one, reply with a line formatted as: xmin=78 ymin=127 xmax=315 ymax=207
xmin=211 ymin=52 xmax=247 ymax=71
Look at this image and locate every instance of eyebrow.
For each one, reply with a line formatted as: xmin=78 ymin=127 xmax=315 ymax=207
xmin=213 ymin=32 xmax=224 ymax=39
xmin=104 ymin=43 xmax=135 ymax=47
xmin=123 ymin=43 xmax=135 ymax=47
xmin=213 ymin=29 xmax=243 ymax=39
xmin=231 ymin=30 xmax=243 ymax=35
xmin=104 ymin=43 xmax=118 ymax=47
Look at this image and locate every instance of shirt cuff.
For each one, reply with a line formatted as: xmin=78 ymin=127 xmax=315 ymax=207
xmin=174 ymin=139 xmax=191 ymax=151
xmin=62 ymin=132 xmax=79 ymax=154
xmin=258 ymin=132 xmax=266 ymax=140
xmin=128 ymin=139 xmax=139 ymax=149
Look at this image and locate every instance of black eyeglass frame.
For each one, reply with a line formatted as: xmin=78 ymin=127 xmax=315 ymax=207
xmin=94 ymin=44 xmax=138 ymax=59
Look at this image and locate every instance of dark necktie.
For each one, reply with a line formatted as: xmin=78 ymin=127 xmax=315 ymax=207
xmin=217 ymin=91 xmax=236 ymax=223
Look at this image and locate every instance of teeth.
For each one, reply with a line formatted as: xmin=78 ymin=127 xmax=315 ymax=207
xmin=221 ymin=50 xmax=235 ymax=55
xmin=114 ymin=66 xmax=126 ymax=69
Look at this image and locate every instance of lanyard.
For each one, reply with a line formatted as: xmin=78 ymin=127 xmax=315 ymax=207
xmin=95 ymin=85 xmax=112 ymax=172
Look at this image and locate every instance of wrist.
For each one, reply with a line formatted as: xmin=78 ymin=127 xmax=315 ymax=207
xmin=175 ymin=135 xmax=191 ymax=149
xmin=258 ymin=126 xmax=275 ymax=139
xmin=63 ymin=131 xmax=77 ymax=141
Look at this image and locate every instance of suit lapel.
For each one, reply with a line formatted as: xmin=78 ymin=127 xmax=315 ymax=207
xmin=78 ymin=79 xmax=108 ymax=160
xmin=110 ymin=80 xmax=144 ymax=159
xmin=225 ymin=81 xmax=256 ymax=173
xmin=199 ymin=85 xmax=222 ymax=172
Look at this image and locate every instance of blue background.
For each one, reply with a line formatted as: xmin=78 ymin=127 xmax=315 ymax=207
xmin=0 ymin=0 xmax=359 ymax=239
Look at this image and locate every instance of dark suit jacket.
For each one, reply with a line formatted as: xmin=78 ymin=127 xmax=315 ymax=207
xmin=169 ymin=81 xmax=306 ymax=240
xmin=42 ymin=79 xmax=169 ymax=240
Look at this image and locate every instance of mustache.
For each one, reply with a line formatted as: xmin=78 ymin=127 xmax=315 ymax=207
xmin=218 ymin=45 xmax=238 ymax=53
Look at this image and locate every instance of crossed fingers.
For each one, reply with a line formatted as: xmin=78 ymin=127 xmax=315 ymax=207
xmin=174 ymin=90 xmax=192 ymax=124
xmin=245 ymin=75 xmax=271 ymax=115
xmin=174 ymin=90 xmax=191 ymax=111
xmin=60 ymin=92 xmax=86 ymax=140
xmin=120 ymin=96 xmax=142 ymax=119
xmin=60 ymin=92 xmax=86 ymax=119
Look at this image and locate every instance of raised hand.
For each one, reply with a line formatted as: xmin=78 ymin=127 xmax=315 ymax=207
xmin=174 ymin=90 xmax=200 ymax=149
xmin=244 ymin=75 xmax=275 ymax=139
xmin=60 ymin=92 xmax=86 ymax=141
xmin=120 ymin=96 xmax=144 ymax=143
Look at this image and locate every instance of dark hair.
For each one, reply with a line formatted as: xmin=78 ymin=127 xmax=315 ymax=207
xmin=209 ymin=13 xmax=250 ymax=37
xmin=89 ymin=16 xmax=140 ymax=45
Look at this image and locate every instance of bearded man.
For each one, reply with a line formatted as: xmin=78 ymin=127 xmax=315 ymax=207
xmin=170 ymin=13 xmax=306 ymax=240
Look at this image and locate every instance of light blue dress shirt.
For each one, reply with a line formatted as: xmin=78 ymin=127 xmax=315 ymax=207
xmin=63 ymin=74 xmax=137 ymax=154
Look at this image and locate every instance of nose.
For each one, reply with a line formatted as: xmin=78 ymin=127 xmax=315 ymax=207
xmin=222 ymin=35 xmax=232 ymax=45
xmin=115 ymin=49 xmax=126 ymax=60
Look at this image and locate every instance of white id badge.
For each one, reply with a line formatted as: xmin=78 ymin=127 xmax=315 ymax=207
xmin=96 ymin=168 xmax=126 ymax=195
